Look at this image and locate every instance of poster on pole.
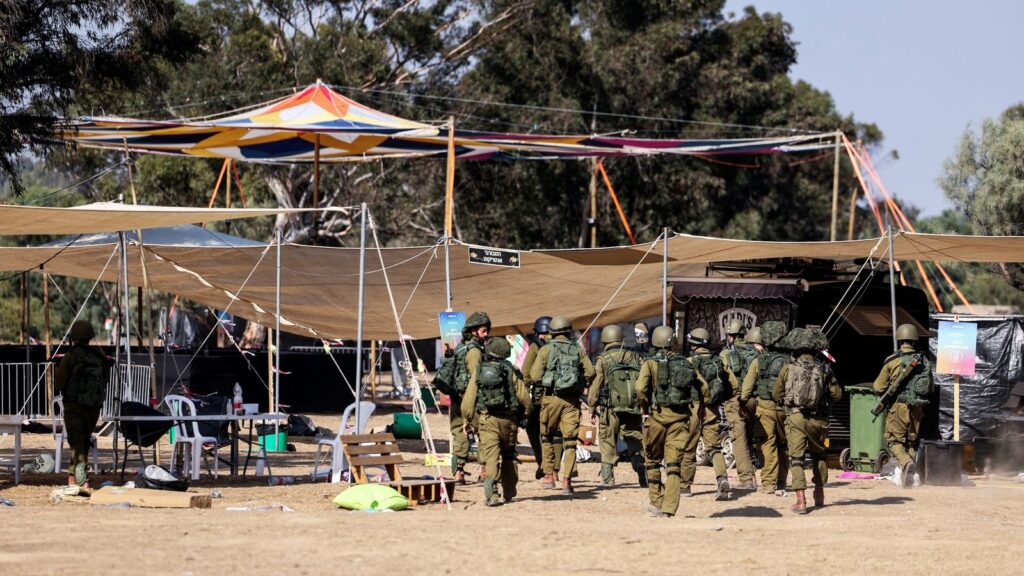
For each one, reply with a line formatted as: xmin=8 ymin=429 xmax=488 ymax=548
xmin=438 ymin=311 xmax=466 ymax=355
xmin=936 ymin=321 xmax=978 ymax=376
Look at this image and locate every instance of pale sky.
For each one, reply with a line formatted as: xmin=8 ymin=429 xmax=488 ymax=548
xmin=725 ymin=0 xmax=1024 ymax=216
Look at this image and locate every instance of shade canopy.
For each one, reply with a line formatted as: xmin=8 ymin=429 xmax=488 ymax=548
xmin=67 ymin=83 xmax=834 ymax=163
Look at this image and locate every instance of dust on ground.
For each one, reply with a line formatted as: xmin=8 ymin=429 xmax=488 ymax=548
xmin=1 ymin=408 xmax=1021 ymax=575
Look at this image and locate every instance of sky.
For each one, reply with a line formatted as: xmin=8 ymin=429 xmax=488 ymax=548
xmin=724 ymin=0 xmax=1024 ymax=216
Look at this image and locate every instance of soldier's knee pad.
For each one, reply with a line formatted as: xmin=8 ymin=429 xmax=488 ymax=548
xmin=789 ymin=455 xmax=806 ymax=470
xmin=706 ymin=444 xmax=722 ymax=457
xmin=542 ymin=434 xmax=555 ymax=444
xmin=563 ymin=438 xmax=578 ymax=449
xmin=665 ymin=463 xmax=681 ymax=477
xmin=803 ymin=453 xmax=815 ymax=470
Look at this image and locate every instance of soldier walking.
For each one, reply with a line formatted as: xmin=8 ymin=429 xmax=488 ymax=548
xmin=587 ymin=324 xmax=646 ymax=486
xmin=720 ymin=319 xmax=758 ymax=489
xmin=741 ymin=321 xmax=790 ymax=495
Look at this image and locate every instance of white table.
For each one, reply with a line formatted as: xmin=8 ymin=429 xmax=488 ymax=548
xmin=0 ymin=415 xmax=24 ymax=485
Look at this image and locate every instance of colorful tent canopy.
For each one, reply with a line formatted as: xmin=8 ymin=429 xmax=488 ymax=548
xmin=67 ymin=82 xmax=834 ymax=163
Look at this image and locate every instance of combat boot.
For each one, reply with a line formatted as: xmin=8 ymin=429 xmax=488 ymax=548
xmin=600 ymin=463 xmax=615 ymax=486
xmin=903 ymin=462 xmax=916 ymax=488
xmin=791 ymin=489 xmax=808 ymax=514
xmin=562 ymin=477 xmax=575 ymax=495
xmin=535 ymin=468 xmax=545 ymax=480
xmin=715 ymin=476 xmax=731 ymax=501
xmin=680 ymin=486 xmax=692 ymax=498
xmin=455 ymin=468 xmax=467 ymax=485
xmin=631 ymin=455 xmax=648 ymax=488
xmin=540 ymin=474 xmax=555 ymax=489
xmin=813 ymin=485 xmax=825 ymax=507
xmin=484 ymin=494 xmax=503 ymax=507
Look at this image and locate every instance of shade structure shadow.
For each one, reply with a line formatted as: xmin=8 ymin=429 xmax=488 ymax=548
xmin=710 ymin=505 xmax=783 ymax=518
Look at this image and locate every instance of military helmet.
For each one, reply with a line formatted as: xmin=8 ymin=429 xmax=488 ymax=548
xmin=687 ymin=327 xmax=710 ymax=346
xmin=533 ymin=316 xmax=552 ymax=335
xmin=600 ymin=325 xmax=623 ymax=344
xmin=69 ymin=320 xmax=96 ymax=342
xmin=895 ymin=323 xmax=919 ymax=342
xmin=651 ymin=326 xmax=675 ymax=349
xmin=726 ymin=319 xmax=747 ymax=336
xmin=746 ymin=326 xmax=762 ymax=345
xmin=759 ymin=320 xmax=788 ymax=348
xmin=485 ymin=337 xmax=511 ymax=358
xmin=464 ymin=311 xmax=492 ymax=330
xmin=549 ymin=315 xmax=573 ymax=334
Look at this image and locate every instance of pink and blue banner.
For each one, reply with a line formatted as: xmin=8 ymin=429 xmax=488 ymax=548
xmin=936 ymin=320 xmax=977 ymax=376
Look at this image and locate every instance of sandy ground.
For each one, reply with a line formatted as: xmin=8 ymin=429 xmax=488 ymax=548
xmin=1 ymin=406 xmax=1022 ymax=576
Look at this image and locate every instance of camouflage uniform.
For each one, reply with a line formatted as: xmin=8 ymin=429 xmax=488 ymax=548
xmin=587 ymin=343 xmax=645 ymax=485
xmin=679 ymin=347 xmax=729 ymax=497
xmin=741 ymin=353 xmax=790 ymax=493
xmin=872 ymin=343 xmax=932 ymax=470
xmin=55 ymin=323 xmax=109 ymax=487
xmin=523 ymin=338 xmax=563 ymax=478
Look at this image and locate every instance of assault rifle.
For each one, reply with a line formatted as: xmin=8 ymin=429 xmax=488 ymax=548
xmin=870 ymin=355 xmax=921 ymax=420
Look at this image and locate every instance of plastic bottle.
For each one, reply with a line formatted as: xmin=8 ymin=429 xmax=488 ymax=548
xmin=233 ymin=382 xmax=243 ymax=415
xmin=268 ymin=475 xmax=294 ymax=486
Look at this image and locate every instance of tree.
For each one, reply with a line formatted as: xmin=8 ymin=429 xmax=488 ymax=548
xmin=0 ymin=0 xmax=199 ymax=193
xmin=939 ymin=103 xmax=1024 ymax=290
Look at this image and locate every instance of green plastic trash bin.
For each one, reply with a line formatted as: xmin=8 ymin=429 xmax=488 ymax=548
xmin=392 ymin=412 xmax=422 ymax=439
xmin=843 ymin=386 xmax=889 ymax=473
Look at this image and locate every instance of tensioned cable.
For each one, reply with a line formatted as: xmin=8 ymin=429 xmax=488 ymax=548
xmin=27 ymin=160 xmax=128 ymax=206
xmin=0 ymin=234 xmax=85 ymax=284
xmin=819 ymin=234 xmax=888 ymax=333
xmin=822 ymin=242 xmax=893 ymax=342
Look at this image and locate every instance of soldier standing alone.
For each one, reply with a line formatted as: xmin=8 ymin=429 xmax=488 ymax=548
xmin=55 ymin=320 xmax=111 ymax=489
xmin=587 ymin=324 xmax=646 ymax=487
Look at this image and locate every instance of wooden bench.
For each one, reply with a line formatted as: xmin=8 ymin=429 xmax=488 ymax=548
xmin=340 ymin=433 xmax=455 ymax=507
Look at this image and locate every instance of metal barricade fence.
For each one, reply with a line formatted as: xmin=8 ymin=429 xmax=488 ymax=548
xmin=103 ymin=363 xmax=153 ymax=418
xmin=0 ymin=362 xmax=151 ymax=417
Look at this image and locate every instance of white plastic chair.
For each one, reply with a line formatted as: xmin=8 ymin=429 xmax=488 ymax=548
xmin=313 ymin=401 xmax=375 ymax=483
xmin=52 ymin=395 xmax=98 ymax=474
xmin=164 ymin=395 xmax=225 ymax=481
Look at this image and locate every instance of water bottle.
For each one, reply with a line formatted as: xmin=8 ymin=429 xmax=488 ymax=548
xmin=268 ymin=475 xmax=294 ymax=486
xmin=233 ymin=382 xmax=243 ymax=415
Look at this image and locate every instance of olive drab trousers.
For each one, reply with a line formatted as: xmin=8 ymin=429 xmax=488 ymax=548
xmin=448 ymin=392 xmax=470 ymax=470
xmin=723 ymin=395 xmax=756 ymax=484
xmin=527 ymin=399 xmax=563 ymax=475
xmin=643 ymin=409 xmax=691 ymax=516
xmin=754 ymin=399 xmax=788 ymax=492
xmin=785 ymin=411 xmax=829 ymax=491
xmin=598 ymin=410 xmax=643 ymax=483
xmin=477 ymin=414 xmax=520 ymax=500
xmin=63 ymin=400 xmax=100 ymax=484
xmin=885 ymin=402 xmax=924 ymax=469
xmin=680 ymin=405 xmax=727 ymax=490
xmin=540 ymin=395 xmax=580 ymax=478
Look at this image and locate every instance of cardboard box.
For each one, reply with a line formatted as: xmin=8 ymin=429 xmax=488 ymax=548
xmin=579 ymin=425 xmax=598 ymax=446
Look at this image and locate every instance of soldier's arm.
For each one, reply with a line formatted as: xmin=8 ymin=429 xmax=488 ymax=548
xmin=635 ymin=361 xmax=653 ymax=410
xmin=460 ymin=378 xmax=478 ymax=417
xmin=521 ymin=344 xmax=538 ymax=386
xmin=740 ymin=357 xmax=759 ymax=402
xmin=828 ymin=370 xmax=842 ymax=401
xmin=719 ymin=349 xmax=741 ymax=390
xmin=513 ymin=374 xmax=532 ymax=418
xmin=530 ymin=346 xmax=549 ymax=383
xmin=773 ymin=364 xmax=788 ymax=402
xmin=872 ymin=361 xmax=892 ymax=394
xmin=466 ymin=347 xmax=482 ymax=391
xmin=587 ymin=356 xmax=605 ymax=407
xmin=55 ymin=349 xmax=74 ymax=393
xmin=695 ymin=369 xmax=711 ymax=402
xmin=579 ymin=348 xmax=596 ymax=383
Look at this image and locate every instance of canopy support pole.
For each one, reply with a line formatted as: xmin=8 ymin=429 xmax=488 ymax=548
xmin=274 ymin=228 xmax=282 ymax=431
xmin=847 ymin=187 xmax=858 ymax=241
xmin=43 ymin=265 xmax=52 ymax=415
xmin=119 ymin=232 xmax=133 ymax=406
xmin=443 ymin=116 xmax=456 ymax=311
xmin=20 ymin=272 xmax=27 ymax=347
xmin=662 ymin=228 xmax=669 ymax=325
xmin=888 ymin=226 xmax=898 ymax=352
xmin=830 ymin=130 xmax=841 ymax=241
xmin=313 ymin=134 xmax=321 ymax=239
xmin=355 ymin=204 xmax=367 ymax=430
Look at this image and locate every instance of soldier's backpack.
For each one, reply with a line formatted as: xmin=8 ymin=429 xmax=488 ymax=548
xmin=433 ymin=340 xmax=482 ymax=396
xmin=783 ymin=356 xmax=826 ymax=411
xmin=600 ymin=351 xmax=641 ymax=413
xmin=689 ymin=353 xmax=729 ymax=406
xmin=755 ymin=351 xmax=790 ymax=400
xmin=62 ymin=346 xmax=110 ymax=408
xmin=476 ymin=360 xmax=519 ymax=414
xmin=542 ymin=340 xmax=583 ymax=395
xmin=653 ymin=352 xmax=698 ymax=409
xmin=725 ymin=344 xmax=758 ymax=380
xmin=896 ymin=353 xmax=934 ymax=407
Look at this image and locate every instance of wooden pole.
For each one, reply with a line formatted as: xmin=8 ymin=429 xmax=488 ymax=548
xmin=207 ymin=159 xmax=229 ymax=209
xmin=313 ymin=134 xmax=321 ymax=208
xmin=19 ymin=272 xmax=26 ymax=345
xmin=831 ymin=131 xmax=841 ymax=241
xmin=847 ymin=188 xmax=858 ymax=241
xmin=43 ymin=266 xmax=52 ymax=414
xmin=225 ymin=159 xmax=232 ymax=208
xmin=589 ymin=111 xmax=598 ymax=248
xmin=369 ymin=340 xmax=377 ymax=399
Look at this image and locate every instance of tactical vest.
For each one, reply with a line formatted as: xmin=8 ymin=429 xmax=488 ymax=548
xmin=653 ymin=351 xmax=698 ymax=410
xmin=541 ymin=339 xmax=583 ymax=396
xmin=689 ymin=352 xmax=728 ymax=406
xmin=893 ymin=352 xmax=934 ymax=407
xmin=598 ymin=348 xmax=641 ymax=413
xmin=783 ymin=356 xmax=827 ymax=414
xmin=62 ymin=346 xmax=110 ymax=408
xmin=755 ymin=351 xmax=789 ymax=400
xmin=475 ymin=359 xmax=520 ymax=415
xmin=725 ymin=344 xmax=758 ymax=382
xmin=433 ymin=340 xmax=483 ymax=396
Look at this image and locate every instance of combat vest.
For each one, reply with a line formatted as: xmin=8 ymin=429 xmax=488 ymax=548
xmin=755 ymin=351 xmax=789 ymax=400
xmin=725 ymin=344 xmax=758 ymax=383
xmin=433 ymin=340 xmax=483 ymax=396
xmin=475 ymin=358 xmax=521 ymax=416
xmin=783 ymin=356 xmax=829 ymax=414
xmin=61 ymin=346 xmax=110 ymax=409
xmin=689 ymin=351 xmax=728 ymax=406
xmin=652 ymin=351 xmax=698 ymax=410
xmin=892 ymin=351 xmax=934 ymax=407
xmin=598 ymin=348 xmax=642 ymax=413
xmin=541 ymin=339 xmax=584 ymax=396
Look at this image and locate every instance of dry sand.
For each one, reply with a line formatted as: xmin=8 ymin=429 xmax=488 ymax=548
xmin=1 ymin=409 xmax=1021 ymax=575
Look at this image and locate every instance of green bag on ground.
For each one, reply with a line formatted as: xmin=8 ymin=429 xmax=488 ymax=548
xmin=333 ymin=484 xmax=410 ymax=511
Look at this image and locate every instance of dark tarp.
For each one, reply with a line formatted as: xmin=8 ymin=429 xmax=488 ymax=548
xmin=671 ymin=280 xmax=805 ymax=300
xmin=929 ymin=314 xmax=1024 ymax=442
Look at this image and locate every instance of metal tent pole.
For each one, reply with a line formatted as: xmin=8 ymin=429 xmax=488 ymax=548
xmin=120 ymin=232 xmax=133 ymax=399
xmin=355 ymin=204 xmax=368 ymax=432
xmin=888 ymin=226 xmax=898 ymax=352
xmin=274 ymin=228 xmax=282 ymax=436
xmin=662 ymin=228 xmax=669 ymax=325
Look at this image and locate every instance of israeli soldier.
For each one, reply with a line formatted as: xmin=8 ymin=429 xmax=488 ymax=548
xmin=529 ymin=315 xmax=595 ymax=494
xmin=635 ymin=326 xmax=708 ymax=517
xmin=872 ymin=323 xmax=934 ymax=488
xmin=679 ymin=327 xmax=732 ymax=500
xmin=586 ymin=324 xmax=645 ymax=486
xmin=774 ymin=328 xmax=841 ymax=514
xmin=55 ymin=320 xmax=111 ymax=489
xmin=741 ymin=322 xmax=790 ymax=495
xmin=462 ymin=337 xmax=533 ymax=506
xmin=449 ymin=311 xmax=490 ymax=484
xmin=522 ymin=316 xmax=563 ymax=481
xmin=719 ymin=318 xmax=758 ymax=489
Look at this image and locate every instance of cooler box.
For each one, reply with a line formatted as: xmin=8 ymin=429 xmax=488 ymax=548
xmin=919 ymin=440 xmax=964 ymax=485
xmin=257 ymin=430 xmax=289 ymax=453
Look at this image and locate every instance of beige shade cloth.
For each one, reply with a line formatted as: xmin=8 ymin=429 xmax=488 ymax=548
xmin=3 ymin=231 xmax=1023 ymax=340
xmin=0 ymin=203 xmax=326 ymax=235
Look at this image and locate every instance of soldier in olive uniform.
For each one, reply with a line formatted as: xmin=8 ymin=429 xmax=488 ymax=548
xmin=679 ymin=328 xmax=731 ymax=500
xmin=530 ymin=315 xmax=595 ymax=494
xmin=635 ymin=326 xmax=709 ymax=517
xmin=774 ymin=328 xmax=841 ymax=514
xmin=522 ymin=316 xmax=563 ymax=481
xmin=55 ymin=320 xmax=110 ymax=488
xmin=587 ymin=324 xmax=645 ymax=486
xmin=741 ymin=322 xmax=790 ymax=495
xmin=872 ymin=323 xmax=934 ymax=488
xmin=449 ymin=311 xmax=490 ymax=484
xmin=719 ymin=319 xmax=757 ymax=489
xmin=462 ymin=337 xmax=533 ymax=506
